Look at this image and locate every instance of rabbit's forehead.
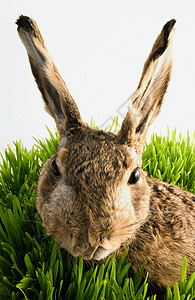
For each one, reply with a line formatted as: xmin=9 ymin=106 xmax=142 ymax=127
xmin=58 ymin=129 xmax=140 ymax=169
xmin=57 ymin=136 xmax=139 ymax=192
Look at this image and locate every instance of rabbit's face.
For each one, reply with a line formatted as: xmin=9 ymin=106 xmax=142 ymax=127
xmin=37 ymin=127 xmax=150 ymax=260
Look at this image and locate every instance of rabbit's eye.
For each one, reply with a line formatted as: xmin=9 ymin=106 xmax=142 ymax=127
xmin=51 ymin=159 xmax=61 ymax=176
xmin=128 ymin=168 xmax=140 ymax=184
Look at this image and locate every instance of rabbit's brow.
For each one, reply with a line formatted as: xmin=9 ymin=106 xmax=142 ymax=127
xmin=57 ymin=148 xmax=69 ymax=163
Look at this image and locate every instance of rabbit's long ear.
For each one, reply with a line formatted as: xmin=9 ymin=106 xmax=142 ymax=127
xmin=118 ymin=19 xmax=176 ymax=153
xmin=16 ymin=15 xmax=84 ymax=135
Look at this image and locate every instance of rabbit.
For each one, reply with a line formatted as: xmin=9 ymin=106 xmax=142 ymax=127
xmin=16 ymin=15 xmax=195 ymax=289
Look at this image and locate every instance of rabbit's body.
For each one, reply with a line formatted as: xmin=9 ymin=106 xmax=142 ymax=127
xmin=16 ymin=15 xmax=195 ymax=288
xmin=122 ymin=177 xmax=195 ymax=287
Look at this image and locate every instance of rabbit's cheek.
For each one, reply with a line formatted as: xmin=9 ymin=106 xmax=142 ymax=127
xmin=40 ymin=203 xmax=77 ymax=255
xmin=114 ymin=184 xmax=137 ymax=224
xmin=60 ymin=234 xmax=77 ymax=256
xmin=39 ymin=203 xmax=67 ymax=242
xmin=130 ymin=177 xmax=150 ymax=221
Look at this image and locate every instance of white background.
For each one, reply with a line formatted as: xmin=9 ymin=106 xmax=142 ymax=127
xmin=1 ymin=0 xmax=195 ymax=151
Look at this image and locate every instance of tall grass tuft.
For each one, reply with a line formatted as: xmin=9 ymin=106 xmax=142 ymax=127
xmin=142 ymin=128 xmax=195 ymax=194
xmin=0 ymin=125 xmax=194 ymax=299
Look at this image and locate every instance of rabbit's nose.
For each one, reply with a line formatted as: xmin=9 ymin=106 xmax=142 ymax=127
xmin=79 ymin=243 xmax=97 ymax=260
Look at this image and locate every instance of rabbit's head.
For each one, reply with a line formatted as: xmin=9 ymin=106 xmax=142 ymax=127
xmin=38 ymin=126 xmax=151 ymax=260
xmin=17 ymin=16 xmax=175 ymax=260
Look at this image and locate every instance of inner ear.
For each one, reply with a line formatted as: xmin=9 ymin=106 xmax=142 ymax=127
xmin=117 ymin=108 xmax=137 ymax=146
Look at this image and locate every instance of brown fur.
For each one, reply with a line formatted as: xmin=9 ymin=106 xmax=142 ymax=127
xmin=16 ymin=16 xmax=195 ymax=288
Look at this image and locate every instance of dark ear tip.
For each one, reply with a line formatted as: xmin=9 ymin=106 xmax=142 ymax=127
xmin=15 ymin=15 xmax=34 ymax=32
xmin=163 ymin=19 xmax=176 ymax=36
xmin=169 ymin=19 xmax=176 ymax=26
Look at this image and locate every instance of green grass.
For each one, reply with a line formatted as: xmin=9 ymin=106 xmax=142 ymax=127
xmin=0 ymin=124 xmax=195 ymax=300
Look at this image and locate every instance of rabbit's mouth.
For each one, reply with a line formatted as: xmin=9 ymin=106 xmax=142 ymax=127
xmin=92 ymin=246 xmax=112 ymax=261
xmin=75 ymin=245 xmax=111 ymax=261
